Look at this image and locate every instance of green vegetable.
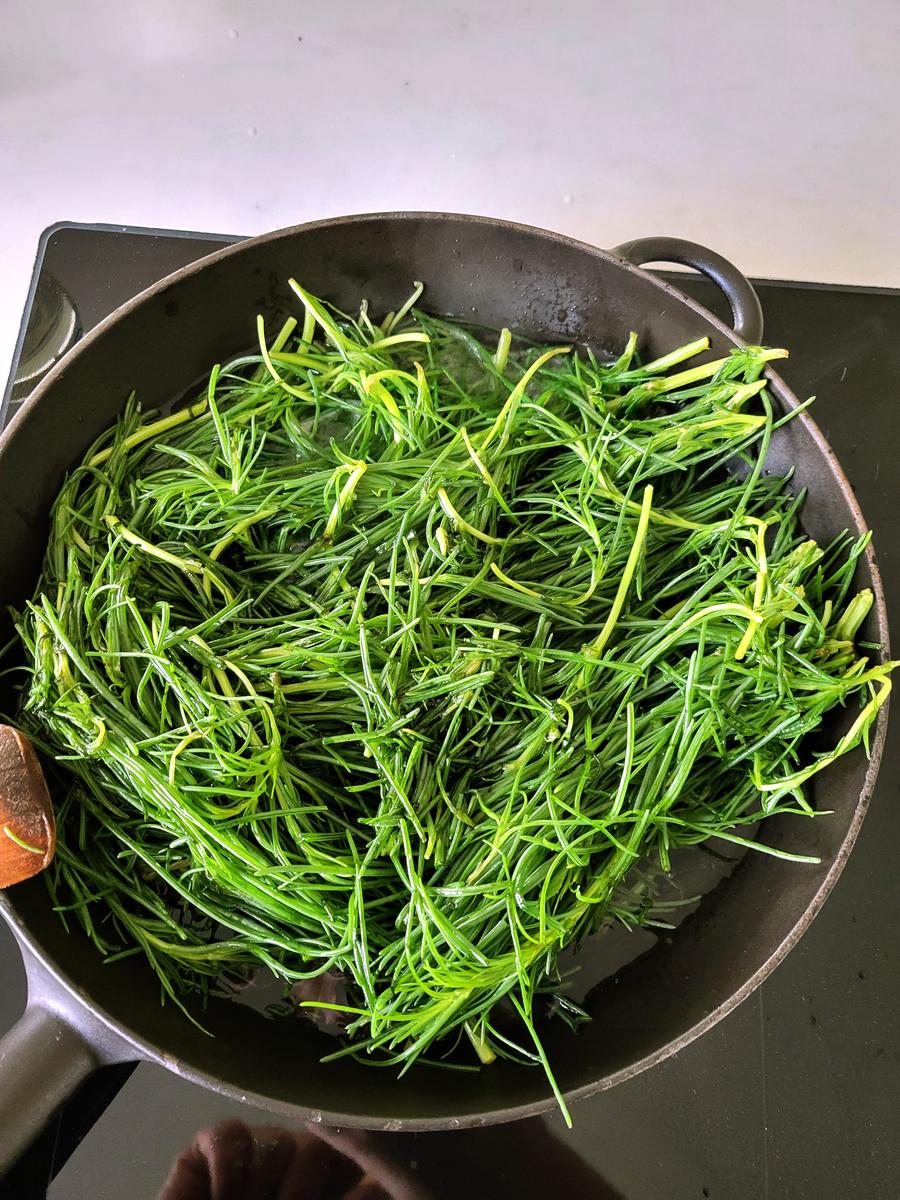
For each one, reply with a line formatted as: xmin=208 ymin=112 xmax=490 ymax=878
xmin=6 ymin=283 xmax=894 ymax=1126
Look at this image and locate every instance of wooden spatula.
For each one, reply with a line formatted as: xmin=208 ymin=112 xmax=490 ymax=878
xmin=0 ymin=725 xmax=55 ymax=888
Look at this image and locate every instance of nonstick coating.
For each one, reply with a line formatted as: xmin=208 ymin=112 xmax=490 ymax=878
xmin=0 ymin=214 xmax=888 ymax=1128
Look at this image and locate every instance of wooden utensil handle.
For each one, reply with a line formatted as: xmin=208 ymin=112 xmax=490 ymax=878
xmin=0 ymin=725 xmax=56 ymax=888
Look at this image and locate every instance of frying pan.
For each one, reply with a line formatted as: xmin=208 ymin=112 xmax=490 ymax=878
xmin=0 ymin=214 xmax=889 ymax=1168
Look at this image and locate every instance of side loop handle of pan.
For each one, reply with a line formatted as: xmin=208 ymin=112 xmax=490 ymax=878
xmin=611 ymin=236 xmax=765 ymax=344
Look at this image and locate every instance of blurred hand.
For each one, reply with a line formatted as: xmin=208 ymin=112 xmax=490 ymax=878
xmin=157 ymin=1116 xmax=620 ymax=1200
xmin=156 ymin=1119 xmax=426 ymax=1200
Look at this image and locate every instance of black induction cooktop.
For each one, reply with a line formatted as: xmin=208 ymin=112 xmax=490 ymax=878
xmin=1 ymin=224 xmax=898 ymax=1200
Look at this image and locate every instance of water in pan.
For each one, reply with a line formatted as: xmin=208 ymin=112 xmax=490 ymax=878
xmin=220 ymin=837 xmax=749 ymax=1039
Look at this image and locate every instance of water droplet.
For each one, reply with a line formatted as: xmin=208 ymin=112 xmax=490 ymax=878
xmin=563 ymin=193 xmax=574 ymax=205
xmin=228 ymin=28 xmax=240 ymax=39
xmin=247 ymin=126 xmax=258 ymax=137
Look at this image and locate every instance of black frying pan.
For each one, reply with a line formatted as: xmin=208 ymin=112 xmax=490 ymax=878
xmin=0 ymin=215 xmax=889 ymax=1169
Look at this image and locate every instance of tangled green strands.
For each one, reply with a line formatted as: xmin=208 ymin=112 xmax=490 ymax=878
xmin=6 ymin=280 xmax=895 ymax=1124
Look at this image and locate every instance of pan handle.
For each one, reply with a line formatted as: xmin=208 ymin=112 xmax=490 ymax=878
xmin=0 ymin=1005 xmax=98 ymax=1172
xmin=0 ymin=925 xmax=137 ymax=1178
xmin=611 ymin=236 xmax=764 ymax=344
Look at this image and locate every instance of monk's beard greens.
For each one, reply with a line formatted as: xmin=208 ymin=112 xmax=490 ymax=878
xmin=8 ymin=281 xmax=893 ymax=1124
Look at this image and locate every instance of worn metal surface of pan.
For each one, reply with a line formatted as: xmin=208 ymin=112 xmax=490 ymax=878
xmin=0 ymin=214 xmax=888 ymax=1166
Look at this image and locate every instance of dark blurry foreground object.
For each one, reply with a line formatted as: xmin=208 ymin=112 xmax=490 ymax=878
xmin=0 ymin=725 xmax=55 ymax=888
xmin=157 ymin=1119 xmax=622 ymax=1200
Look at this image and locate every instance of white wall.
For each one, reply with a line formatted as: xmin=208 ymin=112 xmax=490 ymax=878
xmin=2 ymin=0 xmax=899 ymax=375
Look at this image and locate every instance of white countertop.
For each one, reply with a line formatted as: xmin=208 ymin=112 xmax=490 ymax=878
xmin=3 ymin=0 xmax=899 ymax=379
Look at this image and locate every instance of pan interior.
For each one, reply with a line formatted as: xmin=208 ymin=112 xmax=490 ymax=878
xmin=0 ymin=215 xmax=884 ymax=1125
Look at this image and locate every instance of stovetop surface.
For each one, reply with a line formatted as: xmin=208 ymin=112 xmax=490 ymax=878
xmin=1 ymin=225 xmax=899 ymax=1200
